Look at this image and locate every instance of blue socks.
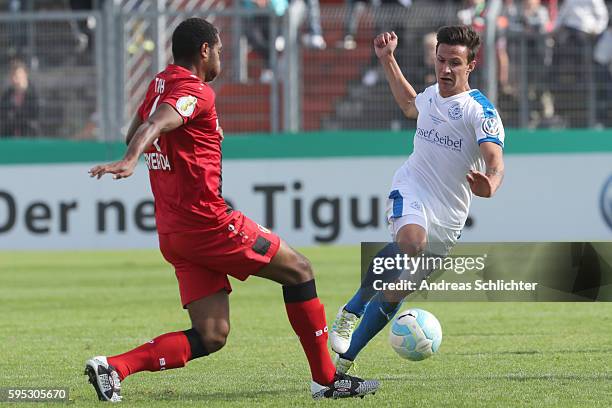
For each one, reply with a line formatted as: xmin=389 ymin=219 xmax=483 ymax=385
xmin=344 ymin=243 xmax=403 ymax=316
xmin=341 ymin=292 xmax=403 ymax=361
xmin=340 ymin=242 xmax=416 ymax=361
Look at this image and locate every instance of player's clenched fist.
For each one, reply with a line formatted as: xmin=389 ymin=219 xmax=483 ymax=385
xmin=374 ymin=31 xmax=398 ymax=59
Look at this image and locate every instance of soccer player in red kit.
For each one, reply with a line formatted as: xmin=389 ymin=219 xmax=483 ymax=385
xmin=85 ymin=18 xmax=379 ymax=402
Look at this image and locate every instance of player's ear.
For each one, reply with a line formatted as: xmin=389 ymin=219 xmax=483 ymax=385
xmin=466 ymin=59 xmax=476 ymax=75
xmin=200 ymin=42 xmax=210 ymax=60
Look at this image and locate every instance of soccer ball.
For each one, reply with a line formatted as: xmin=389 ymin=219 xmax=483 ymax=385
xmin=389 ymin=308 xmax=442 ymax=361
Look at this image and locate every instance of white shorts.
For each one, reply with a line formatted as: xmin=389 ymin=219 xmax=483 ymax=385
xmin=385 ymin=186 xmax=461 ymax=257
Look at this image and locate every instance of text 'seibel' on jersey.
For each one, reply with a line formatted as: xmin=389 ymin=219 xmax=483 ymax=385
xmin=392 ymin=83 xmax=505 ymax=230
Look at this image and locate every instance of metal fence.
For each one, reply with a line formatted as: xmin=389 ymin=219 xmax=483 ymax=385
xmin=0 ymin=0 xmax=610 ymax=139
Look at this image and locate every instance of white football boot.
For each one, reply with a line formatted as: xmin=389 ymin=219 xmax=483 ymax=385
xmin=329 ymin=305 xmax=360 ymax=354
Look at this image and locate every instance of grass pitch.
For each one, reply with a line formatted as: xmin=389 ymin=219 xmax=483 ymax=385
xmin=1 ymin=246 xmax=611 ymax=407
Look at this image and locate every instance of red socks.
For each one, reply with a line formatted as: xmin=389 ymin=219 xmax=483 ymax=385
xmin=283 ymin=281 xmax=336 ymax=385
xmin=107 ymin=280 xmax=335 ymax=386
xmin=107 ymin=331 xmax=192 ymax=380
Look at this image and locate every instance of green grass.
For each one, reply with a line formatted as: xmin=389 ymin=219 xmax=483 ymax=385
xmin=1 ymin=246 xmax=611 ymax=407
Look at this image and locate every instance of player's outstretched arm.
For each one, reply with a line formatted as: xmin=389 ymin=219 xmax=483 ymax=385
xmin=125 ymin=114 xmax=144 ymax=145
xmin=89 ymin=103 xmax=183 ymax=180
xmin=467 ymin=142 xmax=504 ymax=198
xmin=375 ymin=31 xmax=418 ymax=119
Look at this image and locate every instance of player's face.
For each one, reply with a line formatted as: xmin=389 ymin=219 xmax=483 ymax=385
xmin=206 ymin=35 xmax=222 ymax=82
xmin=435 ymin=43 xmax=475 ymax=97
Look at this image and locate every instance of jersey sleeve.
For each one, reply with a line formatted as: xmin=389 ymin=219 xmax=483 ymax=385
xmin=468 ymin=96 xmax=505 ymax=148
xmin=161 ymin=81 xmax=214 ymax=124
xmin=414 ymin=85 xmax=432 ymax=113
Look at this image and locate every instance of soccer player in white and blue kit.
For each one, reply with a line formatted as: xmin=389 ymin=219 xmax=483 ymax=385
xmin=329 ymin=25 xmax=505 ymax=373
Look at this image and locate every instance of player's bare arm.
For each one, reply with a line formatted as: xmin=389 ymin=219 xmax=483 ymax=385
xmin=125 ymin=114 xmax=143 ymax=145
xmin=89 ymin=103 xmax=183 ymax=180
xmin=467 ymin=142 xmax=504 ymax=198
xmin=375 ymin=31 xmax=418 ymax=119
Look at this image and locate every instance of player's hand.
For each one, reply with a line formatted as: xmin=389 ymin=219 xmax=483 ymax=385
xmin=89 ymin=159 xmax=137 ymax=180
xmin=466 ymin=170 xmax=494 ymax=198
xmin=374 ymin=31 xmax=398 ymax=59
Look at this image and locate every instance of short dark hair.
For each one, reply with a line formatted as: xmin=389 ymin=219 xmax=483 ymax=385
xmin=436 ymin=25 xmax=481 ymax=63
xmin=172 ymin=18 xmax=218 ymax=62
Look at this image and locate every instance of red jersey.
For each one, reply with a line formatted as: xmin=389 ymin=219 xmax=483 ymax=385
xmin=137 ymin=64 xmax=230 ymax=234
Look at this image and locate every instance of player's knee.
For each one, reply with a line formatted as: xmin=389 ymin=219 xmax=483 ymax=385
xmin=288 ymin=252 xmax=314 ymax=284
xmin=202 ymin=328 xmax=229 ymax=353
xmin=194 ymin=321 xmax=230 ymax=353
xmin=397 ymin=236 xmax=426 ymax=256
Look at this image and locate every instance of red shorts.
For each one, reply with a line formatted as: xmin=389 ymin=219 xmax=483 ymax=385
xmin=158 ymin=211 xmax=281 ymax=307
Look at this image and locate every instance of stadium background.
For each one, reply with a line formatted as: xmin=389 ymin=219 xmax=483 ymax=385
xmin=0 ymin=0 xmax=611 ymax=248
xmin=1 ymin=2 xmax=611 ymax=407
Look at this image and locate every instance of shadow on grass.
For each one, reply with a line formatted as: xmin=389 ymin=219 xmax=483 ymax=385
xmin=143 ymin=387 xmax=304 ymax=402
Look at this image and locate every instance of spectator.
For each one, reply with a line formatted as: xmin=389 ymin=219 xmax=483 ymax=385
xmin=553 ymin=0 xmax=609 ymax=126
xmin=593 ymin=22 xmax=612 ymax=126
xmin=336 ymin=0 xmax=413 ymax=87
xmin=0 ymin=59 xmax=40 ymax=137
xmin=508 ymin=0 xmax=550 ymax=34
xmin=422 ymin=31 xmax=437 ymax=86
xmin=336 ymin=0 xmax=413 ymax=51
xmin=457 ymin=0 xmax=512 ymax=92
xmin=554 ymin=0 xmax=608 ymax=37
xmin=299 ymin=0 xmax=327 ymax=49
xmin=244 ymin=0 xmax=288 ymax=83
xmin=507 ymin=0 xmax=557 ymax=127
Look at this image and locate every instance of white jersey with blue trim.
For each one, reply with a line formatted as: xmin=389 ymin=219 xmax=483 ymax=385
xmin=391 ymin=83 xmax=505 ymax=230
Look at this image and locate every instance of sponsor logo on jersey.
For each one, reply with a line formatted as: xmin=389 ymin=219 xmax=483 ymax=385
xmin=176 ymin=95 xmax=197 ymax=117
xmin=144 ymin=152 xmax=171 ymax=171
xmin=481 ymin=117 xmax=500 ymax=137
xmin=601 ymin=175 xmax=612 ymax=230
xmin=410 ymin=201 xmax=423 ymax=211
xmin=144 ymin=138 xmax=172 ymax=171
xmin=448 ymin=102 xmax=463 ymax=120
xmin=416 ymin=127 xmax=463 ymax=152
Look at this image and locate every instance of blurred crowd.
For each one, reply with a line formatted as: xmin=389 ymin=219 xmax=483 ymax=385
xmin=0 ymin=0 xmax=610 ymax=138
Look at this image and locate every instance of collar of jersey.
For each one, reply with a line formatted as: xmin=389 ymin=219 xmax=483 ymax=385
xmin=435 ymin=84 xmax=476 ymax=102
